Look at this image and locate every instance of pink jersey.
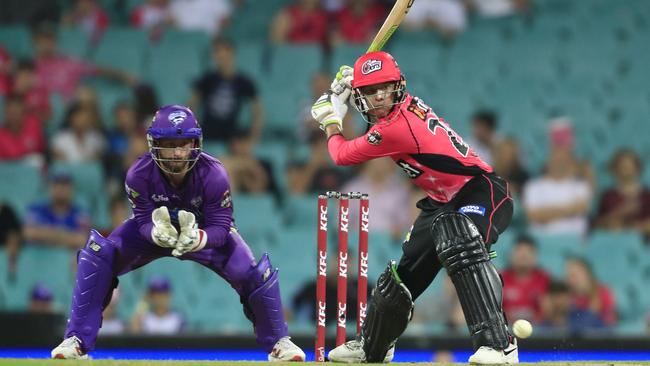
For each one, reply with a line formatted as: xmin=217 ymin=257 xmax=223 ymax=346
xmin=328 ymin=94 xmax=493 ymax=202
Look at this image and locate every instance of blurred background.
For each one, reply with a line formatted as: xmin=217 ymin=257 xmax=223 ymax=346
xmin=0 ymin=0 xmax=649 ymax=359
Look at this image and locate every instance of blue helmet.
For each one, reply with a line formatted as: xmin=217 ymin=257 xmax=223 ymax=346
xmin=147 ymin=105 xmax=203 ymax=175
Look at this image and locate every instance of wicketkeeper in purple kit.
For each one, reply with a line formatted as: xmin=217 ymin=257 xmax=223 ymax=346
xmin=51 ymin=105 xmax=306 ymax=362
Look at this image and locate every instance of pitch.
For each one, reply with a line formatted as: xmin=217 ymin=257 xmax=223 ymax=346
xmin=2 ymin=361 xmax=650 ymax=366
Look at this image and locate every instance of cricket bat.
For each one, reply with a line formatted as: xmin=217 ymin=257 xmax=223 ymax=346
xmin=367 ymin=0 xmax=415 ymax=53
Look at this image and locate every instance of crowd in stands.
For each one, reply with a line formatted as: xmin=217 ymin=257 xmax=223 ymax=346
xmin=1 ymin=0 xmax=649 ymax=336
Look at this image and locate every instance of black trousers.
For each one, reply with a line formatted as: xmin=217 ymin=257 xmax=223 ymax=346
xmin=396 ymin=173 xmax=513 ymax=300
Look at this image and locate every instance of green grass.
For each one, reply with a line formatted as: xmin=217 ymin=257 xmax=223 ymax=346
xmin=2 ymin=361 xmax=650 ymax=366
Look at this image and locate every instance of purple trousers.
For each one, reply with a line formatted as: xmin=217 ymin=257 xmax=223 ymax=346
xmin=64 ymin=219 xmax=289 ymax=352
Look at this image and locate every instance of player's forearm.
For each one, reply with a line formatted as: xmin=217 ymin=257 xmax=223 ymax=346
xmin=327 ymin=133 xmax=362 ymax=166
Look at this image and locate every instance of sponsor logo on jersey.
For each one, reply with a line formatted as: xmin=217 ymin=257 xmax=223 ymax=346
xmin=407 ymin=97 xmax=429 ymax=120
xmin=220 ymin=190 xmax=232 ymax=208
xmin=125 ymin=183 xmax=140 ymax=199
xmin=361 ymin=59 xmax=382 ymax=75
xmin=397 ymin=159 xmax=423 ymax=179
xmin=168 ymin=110 xmax=187 ymax=125
xmin=459 ymin=205 xmax=486 ymax=216
xmin=191 ymin=196 xmax=203 ymax=208
xmin=151 ymin=194 xmax=169 ymax=202
xmin=367 ymin=130 xmax=382 ymax=145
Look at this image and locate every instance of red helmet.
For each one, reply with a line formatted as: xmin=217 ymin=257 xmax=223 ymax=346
xmin=352 ymin=51 xmax=402 ymax=89
xmin=351 ymin=51 xmax=406 ymax=123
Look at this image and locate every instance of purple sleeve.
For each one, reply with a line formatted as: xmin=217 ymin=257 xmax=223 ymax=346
xmin=125 ymin=173 xmax=155 ymax=242
xmin=201 ymin=164 xmax=233 ymax=248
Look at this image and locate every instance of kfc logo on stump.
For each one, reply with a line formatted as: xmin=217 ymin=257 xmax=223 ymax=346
xmin=361 ymin=59 xmax=382 ymax=75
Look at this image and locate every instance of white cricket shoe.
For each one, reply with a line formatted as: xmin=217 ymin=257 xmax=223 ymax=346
xmin=328 ymin=338 xmax=395 ymax=363
xmin=268 ymin=336 xmax=306 ymax=362
xmin=51 ymin=336 xmax=89 ymax=359
xmin=469 ymin=339 xmax=518 ymax=364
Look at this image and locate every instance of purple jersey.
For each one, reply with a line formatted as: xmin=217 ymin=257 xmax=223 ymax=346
xmin=125 ymin=152 xmax=233 ymax=248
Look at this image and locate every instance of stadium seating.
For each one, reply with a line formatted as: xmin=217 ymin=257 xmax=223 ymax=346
xmin=91 ymin=27 xmax=148 ymax=76
xmin=0 ymin=162 xmax=44 ymax=220
xmin=232 ymin=193 xmax=281 ymax=253
xmin=57 ymin=27 xmax=90 ymax=60
xmin=2 ymin=0 xmax=650 ymax=335
xmin=0 ymin=24 xmax=32 ymax=59
xmin=49 ymin=161 xmax=111 ymax=229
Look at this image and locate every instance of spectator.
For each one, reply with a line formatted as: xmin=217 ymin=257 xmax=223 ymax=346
xmin=0 ymin=202 xmax=22 ymax=279
xmin=565 ymin=257 xmax=617 ymax=327
xmin=134 ymin=83 xmax=160 ymax=126
xmin=0 ymin=94 xmax=46 ymax=166
xmin=9 ymin=60 xmax=51 ymax=123
xmin=131 ymin=277 xmax=185 ymax=334
xmin=464 ymin=110 xmax=500 ymax=165
xmin=73 ymin=85 xmax=104 ymax=128
xmin=60 ymin=0 xmax=110 ymax=43
xmin=341 ymin=158 xmax=412 ymax=240
xmin=51 ymin=102 xmax=107 ymax=163
xmin=29 ymin=283 xmax=55 ymax=313
xmin=0 ymin=46 xmax=11 ymax=96
xmin=500 ymin=235 xmax=551 ymax=323
xmin=523 ymin=147 xmax=592 ymax=237
xmin=219 ymin=129 xmax=279 ymax=197
xmin=331 ymin=0 xmax=386 ymax=45
xmin=286 ymin=131 xmax=351 ymax=194
xmin=270 ymin=0 xmax=329 ymax=46
xmin=492 ymin=136 xmax=529 ymax=197
xmin=411 ymin=275 xmax=465 ymax=332
xmin=23 ymin=172 xmax=89 ymax=249
xmin=403 ymin=0 xmax=467 ymax=38
xmin=594 ymin=149 xmax=650 ymax=237
xmin=130 ymin=0 xmax=173 ymax=40
xmin=106 ymin=101 xmax=145 ymax=185
xmin=169 ymin=0 xmax=232 ymax=37
xmin=191 ymin=38 xmax=264 ymax=142
xmin=100 ymin=289 xmax=126 ymax=335
xmin=100 ymin=195 xmax=131 ymax=237
xmin=32 ymin=23 xmax=136 ymax=101
xmin=548 ymin=118 xmax=595 ymax=190
xmin=465 ymin=0 xmax=530 ymax=18
xmin=539 ymin=280 xmax=605 ymax=332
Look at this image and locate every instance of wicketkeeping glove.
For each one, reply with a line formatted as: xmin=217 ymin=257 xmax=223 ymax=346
xmin=151 ymin=206 xmax=178 ymax=248
xmin=172 ymin=210 xmax=207 ymax=257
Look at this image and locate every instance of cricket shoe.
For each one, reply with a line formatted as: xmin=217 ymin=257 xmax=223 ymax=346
xmin=268 ymin=336 xmax=306 ymax=362
xmin=328 ymin=338 xmax=395 ymax=363
xmin=51 ymin=336 xmax=89 ymax=359
xmin=469 ymin=339 xmax=518 ymax=364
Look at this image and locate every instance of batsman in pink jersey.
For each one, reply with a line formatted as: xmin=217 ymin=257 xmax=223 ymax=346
xmin=311 ymin=52 xmax=517 ymax=364
xmin=51 ymin=105 xmax=305 ymax=362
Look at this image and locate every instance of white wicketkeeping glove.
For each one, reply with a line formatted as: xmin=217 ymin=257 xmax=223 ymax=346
xmin=172 ymin=210 xmax=207 ymax=257
xmin=330 ymin=65 xmax=353 ymax=95
xmin=151 ymin=206 xmax=178 ymax=248
xmin=311 ymin=89 xmax=350 ymax=131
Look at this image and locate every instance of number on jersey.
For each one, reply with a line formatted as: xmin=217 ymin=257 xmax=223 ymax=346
xmin=426 ymin=118 xmax=469 ymax=157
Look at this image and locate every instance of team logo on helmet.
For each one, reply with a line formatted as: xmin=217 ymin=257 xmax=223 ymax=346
xmin=361 ymin=59 xmax=382 ymax=75
xmin=168 ymin=110 xmax=188 ymax=126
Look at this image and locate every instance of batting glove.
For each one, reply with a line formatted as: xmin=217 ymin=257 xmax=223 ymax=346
xmin=151 ymin=206 xmax=178 ymax=248
xmin=311 ymin=89 xmax=350 ymax=131
xmin=330 ymin=65 xmax=353 ymax=95
xmin=172 ymin=210 xmax=207 ymax=257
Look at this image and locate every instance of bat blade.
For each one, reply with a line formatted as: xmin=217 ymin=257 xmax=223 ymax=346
xmin=367 ymin=0 xmax=415 ymax=53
